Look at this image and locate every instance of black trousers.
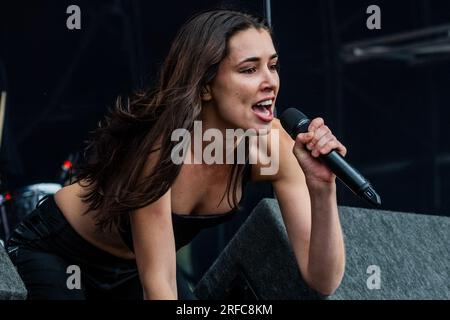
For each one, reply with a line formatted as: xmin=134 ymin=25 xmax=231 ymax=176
xmin=6 ymin=195 xmax=196 ymax=300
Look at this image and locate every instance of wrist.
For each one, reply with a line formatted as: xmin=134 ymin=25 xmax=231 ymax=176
xmin=307 ymin=181 xmax=339 ymax=217
xmin=306 ymin=178 xmax=336 ymax=196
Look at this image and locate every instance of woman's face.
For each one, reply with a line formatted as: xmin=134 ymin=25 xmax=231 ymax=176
xmin=204 ymin=27 xmax=280 ymax=134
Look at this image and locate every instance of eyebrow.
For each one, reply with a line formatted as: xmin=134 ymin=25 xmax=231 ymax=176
xmin=236 ymin=53 xmax=279 ymax=66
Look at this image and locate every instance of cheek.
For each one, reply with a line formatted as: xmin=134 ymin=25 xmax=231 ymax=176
xmin=217 ymin=84 xmax=253 ymax=112
xmin=214 ymin=96 xmax=250 ymax=127
xmin=211 ymin=75 xmax=258 ymax=125
xmin=213 ymin=71 xmax=257 ymax=103
xmin=232 ymin=81 xmax=257 ymax=107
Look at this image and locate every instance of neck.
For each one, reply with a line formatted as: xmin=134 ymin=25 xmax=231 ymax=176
xmin=188 ymin=104 xmax=245 ymax=164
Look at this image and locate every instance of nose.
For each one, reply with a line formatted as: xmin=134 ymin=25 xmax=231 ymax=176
xmin=260 ymin=66 xmax=279 ymax=92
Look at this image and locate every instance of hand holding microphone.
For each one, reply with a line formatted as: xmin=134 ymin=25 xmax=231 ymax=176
xmin=280 ymin=108 xmax=381 ymax=207
xmin=292 ymin=116 xmax=348 ymax=186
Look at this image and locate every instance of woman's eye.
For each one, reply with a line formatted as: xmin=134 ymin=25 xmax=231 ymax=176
xmin=270 ymin=63 xmax=279 ymax=71
xmin=241 ymin=67 xmax=256 ymax=74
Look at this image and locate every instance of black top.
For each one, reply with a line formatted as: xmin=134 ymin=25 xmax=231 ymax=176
xmin=118 ymin=162 xmax=253 ymax=252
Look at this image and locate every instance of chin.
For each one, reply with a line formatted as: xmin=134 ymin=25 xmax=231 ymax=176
xmin=246 ymin=121 xmax=272 ymax=136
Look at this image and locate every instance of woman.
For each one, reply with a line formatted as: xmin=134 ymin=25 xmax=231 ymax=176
xmin=6 ymin=9 xmax=346 ymax=300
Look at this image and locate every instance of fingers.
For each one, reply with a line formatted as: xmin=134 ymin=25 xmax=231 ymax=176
xmin=308 ymin=117 xmax=324 ymax=133
xmin=295 ymin=122 xmax=328 ymax=146
xmin=338 ymin=144 xmax=347 ymax=157
xmin=316 ymin=140 xmax=347 ymax=157
xmin=295 ymin=117 xmax=347 ymax=158
xmin=296 ymin=131 xmax=314 ymax=144
xmin=311 ymin=132 xmax=334 ymax=157
xmin=306 ymin=125 xmax=330 ymax=150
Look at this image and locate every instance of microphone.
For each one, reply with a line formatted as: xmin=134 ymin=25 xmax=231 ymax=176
xmin=280 ymin=108 xmax=381 ymax=207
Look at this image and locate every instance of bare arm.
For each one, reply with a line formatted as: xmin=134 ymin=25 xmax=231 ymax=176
xmin=129 ymin=144 xmax=178 ymax=300
xmin=129 ymin=188 xmax=177 ymax=300
xmin=270 ymin=119 xmax=345 ymax=295
xmin=306 ymin=183 xmax=345 ymax=295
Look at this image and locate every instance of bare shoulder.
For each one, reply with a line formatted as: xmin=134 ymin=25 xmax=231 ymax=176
xmin=251 ymin=118 xmax=301 ymax=183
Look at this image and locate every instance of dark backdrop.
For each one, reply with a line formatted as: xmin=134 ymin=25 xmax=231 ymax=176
xmin=1 ymin=0 xmax=449 ymax=219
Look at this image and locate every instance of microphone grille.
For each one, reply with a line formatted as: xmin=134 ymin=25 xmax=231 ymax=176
xmin=280 ymin=108 xmax=309 ymax=136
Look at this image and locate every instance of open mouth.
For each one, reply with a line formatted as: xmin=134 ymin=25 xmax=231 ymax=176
xmin=251 ymin=99 xmax=274 ymax=122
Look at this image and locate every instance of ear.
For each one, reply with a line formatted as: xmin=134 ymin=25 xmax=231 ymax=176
xmin=201 ymin=85 xmax=212 ymax=101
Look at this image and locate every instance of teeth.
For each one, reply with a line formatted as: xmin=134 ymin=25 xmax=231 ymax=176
xmin=256 ymin=99 xmax=273 ymax=106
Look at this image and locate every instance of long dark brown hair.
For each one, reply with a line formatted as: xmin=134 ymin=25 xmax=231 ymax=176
xmin=74 ymin=10 xmax=272 ymax=232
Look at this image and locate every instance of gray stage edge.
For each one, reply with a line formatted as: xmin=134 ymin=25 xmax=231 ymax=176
xmin=194 ymin=198 xmax=450 ymax=300
xmin=0 ymin=244 xmax=27 ymax=300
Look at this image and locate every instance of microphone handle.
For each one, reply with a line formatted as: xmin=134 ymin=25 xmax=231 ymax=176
xmin=321 ymin=151 xmax=381 ymax=207
xmin=321 ymin=150 xmax=366 ymax=191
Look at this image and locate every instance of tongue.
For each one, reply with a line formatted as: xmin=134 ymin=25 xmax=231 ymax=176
xmin=252 ymin=105 xmax=270 ymax=116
